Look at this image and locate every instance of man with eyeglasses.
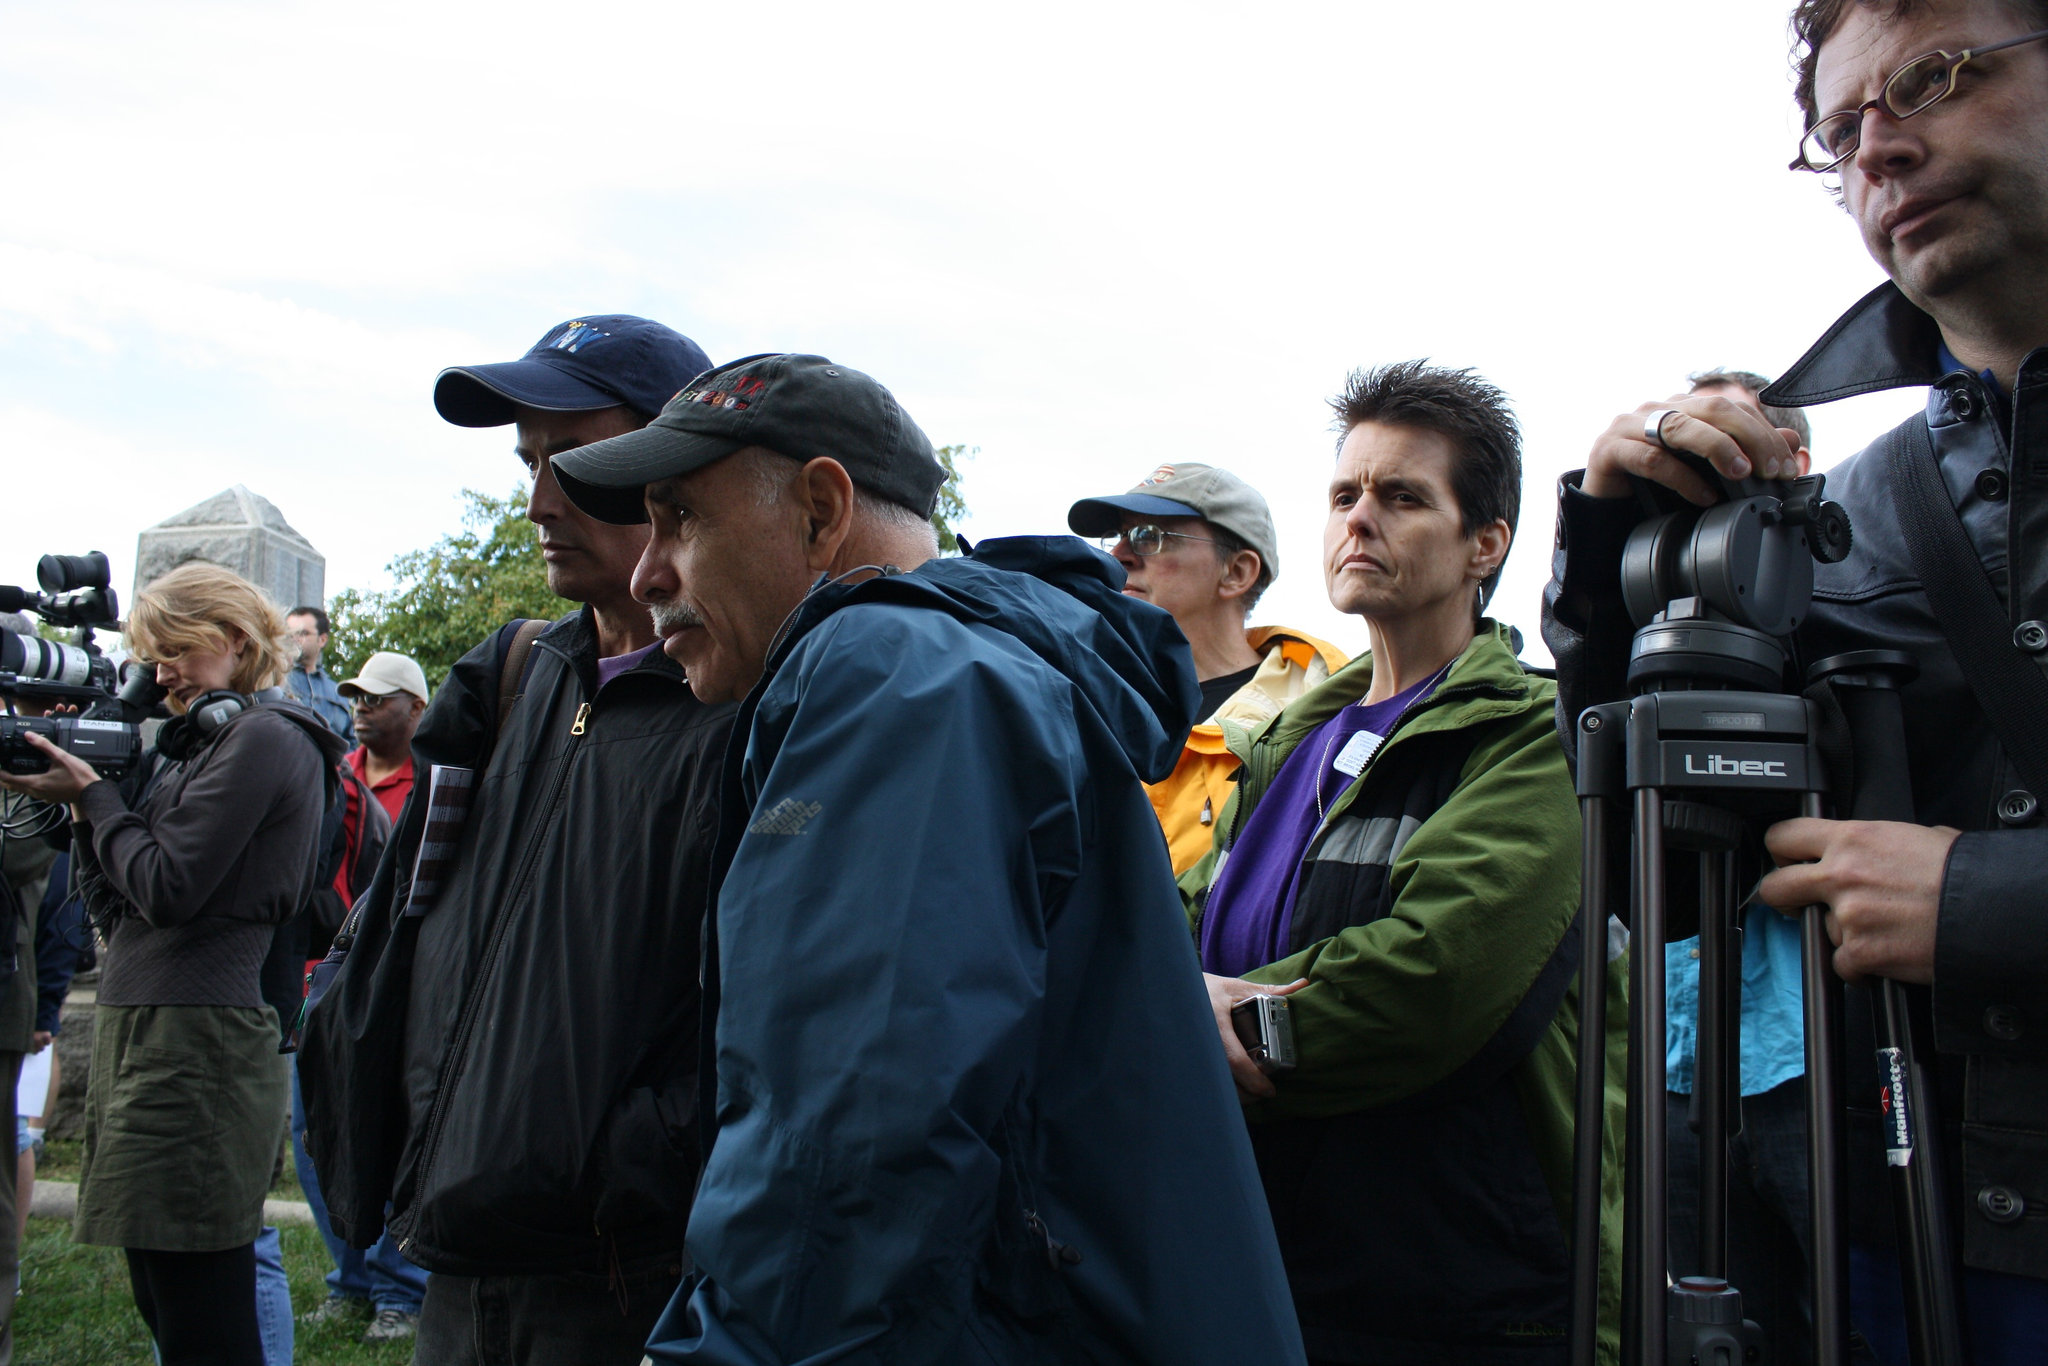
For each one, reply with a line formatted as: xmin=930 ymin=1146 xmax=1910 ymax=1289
xmin=284 ymin=607 xmax=356 ymax=745
xmin=1544 ymin=2 xmax=2048 ymax=1359
xmin=1068 ymin=465 xmax=1347 ymax=874
xmin=337 ymin=652 xmax=428 ymax=825
xmin=286 ymin=651 xmax=432 ymax=1343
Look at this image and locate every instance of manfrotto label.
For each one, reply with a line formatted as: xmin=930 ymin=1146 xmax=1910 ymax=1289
xmin=1878 ymin=1045 xmax=1913 ymax=1167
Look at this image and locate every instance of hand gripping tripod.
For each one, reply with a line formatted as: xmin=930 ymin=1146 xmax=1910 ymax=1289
xmin=1564 ymin=466 xmax=1966 ymax=1366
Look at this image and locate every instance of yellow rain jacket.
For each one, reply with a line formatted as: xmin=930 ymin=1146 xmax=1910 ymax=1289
xmin=1150 ymin=625 xmax=1349 ymax=874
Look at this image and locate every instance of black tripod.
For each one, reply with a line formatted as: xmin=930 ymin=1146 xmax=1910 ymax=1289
xmin=1563 ymin=468 xmax=1966 ymax=1366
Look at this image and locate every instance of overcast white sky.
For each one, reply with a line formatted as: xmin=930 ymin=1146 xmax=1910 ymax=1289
xmin=2 ymin=0 xmax=1927 ymax=665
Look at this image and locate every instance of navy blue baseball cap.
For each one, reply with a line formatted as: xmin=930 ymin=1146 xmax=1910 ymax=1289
xmin=433 ymin=315 xmax=714 ymax=427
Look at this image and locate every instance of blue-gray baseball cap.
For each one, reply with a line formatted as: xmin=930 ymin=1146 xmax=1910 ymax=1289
xmin=433 ymin=315 xmax=714 ymax=427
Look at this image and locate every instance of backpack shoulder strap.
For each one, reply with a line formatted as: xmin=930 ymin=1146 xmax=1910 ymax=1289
xmin=249 ymin=702 xmax=348 ymax=907
xmin=1886 ymin=419 xmax=2048 ymax=798
xmin=497 ymin=618 xmax=549 ymax=736
xmin=468 ymin=617 xmax=551 ymax=780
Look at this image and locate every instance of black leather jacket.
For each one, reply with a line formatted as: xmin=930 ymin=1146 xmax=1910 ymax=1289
xmin=1543 ymin=281 xmax=2048 ymax=1279
xmin=301 ymin=608 xmax=736 ymax=1276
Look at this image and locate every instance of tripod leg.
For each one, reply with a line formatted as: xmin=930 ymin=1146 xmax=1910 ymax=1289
xmin=1723 ymin=875 xmax=1743 ymax=1161
xmin=1625 ymin=788 xmax=1668 ymax=1366
xmin=1827 ymin=671 xmax=1967 ymax=1365
xmin=1875 ymin=979 xmax=1968 ymax=1364
xmin=1800 ymin=792 xmax=1850 ymax=1366
xmin=1570 ymin=795 xmax=1612 ymax=1366
xmin=1696 ymin=852 xmax=1731 ymax=1282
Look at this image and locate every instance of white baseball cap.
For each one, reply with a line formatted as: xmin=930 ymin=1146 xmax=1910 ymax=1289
xmin=338 ymin=651 xmax=429 ymax=703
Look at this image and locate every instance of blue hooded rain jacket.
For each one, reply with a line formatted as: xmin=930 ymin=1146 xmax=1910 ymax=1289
xmin=645 ymin=536 xmax=1305 ymax=1365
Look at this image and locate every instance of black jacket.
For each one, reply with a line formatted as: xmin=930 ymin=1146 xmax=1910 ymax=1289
xmin=1543 ymin=281 xmax=2048 ymax=1279
xmin=300 ymin=608 xmax=736 ymax=1276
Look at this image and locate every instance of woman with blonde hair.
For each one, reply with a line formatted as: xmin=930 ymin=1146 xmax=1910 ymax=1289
xmin=0 ymin=561 xmax=344 ymax=1365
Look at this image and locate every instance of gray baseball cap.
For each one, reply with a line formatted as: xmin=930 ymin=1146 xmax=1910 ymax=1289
xmin=1067 ymin=462 xmax=1280 ymax=579
xmin=551 ymin=352 xmax=945 ymax=526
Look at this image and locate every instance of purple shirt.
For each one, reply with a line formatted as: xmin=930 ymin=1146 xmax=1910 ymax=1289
xmin=1198 ymin=673 xmax=1437 ymax=978
xmin=596 ymin=641 xmax=664 ymax=689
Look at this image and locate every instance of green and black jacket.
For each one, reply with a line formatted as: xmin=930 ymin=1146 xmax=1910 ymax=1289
xmin=1181 ymin=621 xmax=1626 ymax=1366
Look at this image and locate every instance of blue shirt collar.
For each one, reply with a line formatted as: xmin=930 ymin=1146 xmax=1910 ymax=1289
xmin=1934 ymin=338 xmax=2004 ymax=400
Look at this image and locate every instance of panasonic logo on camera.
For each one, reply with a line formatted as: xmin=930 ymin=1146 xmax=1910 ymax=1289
xmin=1684 ymin=753 xmax=1789 ymax=778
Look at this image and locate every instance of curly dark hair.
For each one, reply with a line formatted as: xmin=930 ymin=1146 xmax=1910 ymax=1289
xmin=1791 ymin=0 xmax=2048 ymax=124
xmin=1329 ymin=360 xmax=1522 ymax=617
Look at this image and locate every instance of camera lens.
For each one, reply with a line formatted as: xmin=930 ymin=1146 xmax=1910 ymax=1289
xmin=37 ymin=552 xmax=111 ymax=594
xmin=0 ymin=629 xmax=95 ymax=687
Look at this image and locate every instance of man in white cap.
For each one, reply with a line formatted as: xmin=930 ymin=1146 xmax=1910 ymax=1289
xmin=337 ymin=651 xmax=430 ymax=825
xmin=1069 ymin=464 xmax=1346 ymax=874
xmin=292 ymin=649 xmax=433 ymax=1343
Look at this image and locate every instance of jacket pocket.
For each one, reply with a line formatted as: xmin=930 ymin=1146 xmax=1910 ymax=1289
xmin=1960 ymin=1122 xmax=2048 ymax=1279
xmin=589 ymin=1081 xmax=699 ymax=1237
xmin=109 ymin=1044 xmax=208 ymax=1144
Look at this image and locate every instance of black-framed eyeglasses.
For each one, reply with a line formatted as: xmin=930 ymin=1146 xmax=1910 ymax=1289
xmin=348 ymin=691 xmax=393 ymax=711
xmin=1792 ymin=26 xmax=2048 ymax=171
xmin=1095 ymin=525 xmax=1216 ymax=557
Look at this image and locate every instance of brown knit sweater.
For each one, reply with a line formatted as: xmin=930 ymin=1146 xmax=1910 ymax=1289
xmin=74 ymin=707 xmax=332 ymax=1008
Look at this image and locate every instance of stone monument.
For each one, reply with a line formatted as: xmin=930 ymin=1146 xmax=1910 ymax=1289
xmin=133 ymin=485 xmax=325 ymax=607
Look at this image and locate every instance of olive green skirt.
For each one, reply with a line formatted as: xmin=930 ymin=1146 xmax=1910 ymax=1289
xmin=73 ymin=1003 xmax=288 ymax=1251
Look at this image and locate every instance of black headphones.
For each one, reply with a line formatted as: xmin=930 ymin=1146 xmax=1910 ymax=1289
xmin=155 ymin=690 xmax=254 ymax=761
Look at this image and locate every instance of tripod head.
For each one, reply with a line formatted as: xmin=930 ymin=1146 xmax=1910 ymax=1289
xmin=1619 ymin=455 xmax=1851 ymax=692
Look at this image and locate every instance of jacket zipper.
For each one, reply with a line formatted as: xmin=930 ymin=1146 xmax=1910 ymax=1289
xmin=397 ymin=682 xmax=592 ymax=1257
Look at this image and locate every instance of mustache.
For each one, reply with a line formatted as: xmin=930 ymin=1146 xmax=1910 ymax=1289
xmin=648 ymin=598 xmax=704 ymax=635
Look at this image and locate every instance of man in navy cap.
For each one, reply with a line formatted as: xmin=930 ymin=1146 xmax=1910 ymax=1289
xmin=433 ymin=315 xmax=714 ymax=658
xmin=302 ymin=316 xmax=738 ymax=1363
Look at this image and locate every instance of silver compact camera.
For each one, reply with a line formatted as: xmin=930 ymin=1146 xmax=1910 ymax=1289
xmin=1230 ymin=993 xmax=1297 ymax=1074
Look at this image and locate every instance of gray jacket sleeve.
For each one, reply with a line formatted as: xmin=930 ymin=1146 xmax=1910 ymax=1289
xmin=75 ymin=713 xmax=321 ymax=929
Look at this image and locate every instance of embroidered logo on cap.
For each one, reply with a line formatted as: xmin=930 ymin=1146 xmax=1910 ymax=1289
xmin=549 ymin=321 xmax=611 ymax=354
xmin=1141 ymin=465 xmax=1176 ymax=485
xmin=678 ymin=374 xmax=767 ymax=412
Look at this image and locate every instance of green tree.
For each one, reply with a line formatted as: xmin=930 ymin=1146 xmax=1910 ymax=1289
xmin=932 ymin=444 xmax=973 ymax=554
xmin=327 ymin=447 xmax=972 ymax=689
xmin=326 ymin=487 xmax=558 ymax=690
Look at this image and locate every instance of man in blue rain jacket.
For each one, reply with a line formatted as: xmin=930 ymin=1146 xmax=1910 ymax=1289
xmin=552 ymin=351 xmax=1306 ymax=1365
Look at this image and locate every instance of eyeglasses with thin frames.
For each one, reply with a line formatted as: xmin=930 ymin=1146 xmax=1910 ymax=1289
xmin=1792 ymin=26 xmax=2048 ymax=172
xmin=1095 ymin=525 xmax=1217 ymax=557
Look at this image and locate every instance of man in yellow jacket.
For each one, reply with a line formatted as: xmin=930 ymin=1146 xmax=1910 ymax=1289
xmin=1070 ymin=463 xmax=1347 ymax=873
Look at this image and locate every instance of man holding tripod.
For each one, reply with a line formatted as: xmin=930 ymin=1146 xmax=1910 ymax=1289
xmin=1544 ymin=1 xmax=2048 ymax=1358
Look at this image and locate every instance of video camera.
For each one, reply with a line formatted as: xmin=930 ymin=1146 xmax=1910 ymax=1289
xmin=0 ymin=551 xmax=162 ymax=777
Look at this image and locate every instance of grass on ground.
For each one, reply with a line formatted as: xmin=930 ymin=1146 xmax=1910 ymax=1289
xmin=16 ymin=1140 xmax=399 ymax=1365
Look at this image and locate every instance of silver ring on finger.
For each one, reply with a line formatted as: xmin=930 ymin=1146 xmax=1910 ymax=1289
xmin=1644 ymin=408 xmax=1681 ymax=451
